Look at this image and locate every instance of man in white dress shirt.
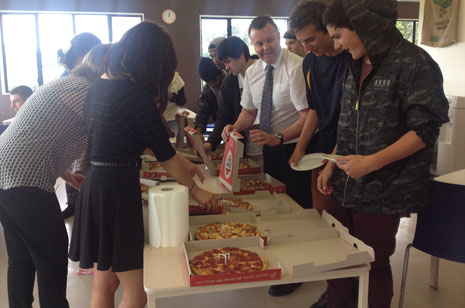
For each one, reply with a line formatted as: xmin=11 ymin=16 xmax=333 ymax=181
xmin=222 ymin=16 xmax=312 ymax=296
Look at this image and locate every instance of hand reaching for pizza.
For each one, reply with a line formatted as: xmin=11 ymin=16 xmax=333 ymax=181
xmin=190 ymin=184 xmax=217 ymax=213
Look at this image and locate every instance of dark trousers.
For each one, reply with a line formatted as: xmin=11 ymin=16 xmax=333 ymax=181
xmin=324 ymin=201 xmax=400 ymax=308
xmin=0 ymin=187 xmax=69 ymax=308
xmin=263 ymin=143 xmax=312 ymax=209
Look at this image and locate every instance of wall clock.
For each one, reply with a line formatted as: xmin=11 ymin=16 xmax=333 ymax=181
xmin=162 ymin=9 xmax=176 ymax=25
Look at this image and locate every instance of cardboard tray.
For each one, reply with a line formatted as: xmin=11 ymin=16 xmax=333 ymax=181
xmin=214 ymin=157 xmax=260 ymax=176
xmin=264 ymin=211 xmax=375 ymax=277
xmin=189 ymin=191 xmax=291 ymax=215
xmin=184 ymin=237 xmax=282 ymax=287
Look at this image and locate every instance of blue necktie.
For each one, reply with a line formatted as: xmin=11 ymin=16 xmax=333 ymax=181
xmin=259 ymin=64 xmax=274 ymax=133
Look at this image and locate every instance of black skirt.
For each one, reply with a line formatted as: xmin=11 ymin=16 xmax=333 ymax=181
xmin=69 ymin=165 xmax=144 ymax=272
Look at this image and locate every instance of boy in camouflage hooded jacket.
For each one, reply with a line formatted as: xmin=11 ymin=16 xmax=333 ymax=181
xmin=316 ymin=0 xmax=449 ymax=307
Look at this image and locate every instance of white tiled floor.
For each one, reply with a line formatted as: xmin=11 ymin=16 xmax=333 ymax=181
xmin=1 ymin=179 xmax=464 ymax=307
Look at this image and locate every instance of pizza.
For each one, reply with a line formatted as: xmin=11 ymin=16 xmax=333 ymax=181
xmin=217 ymin=198 xmax=253 ymax=211
xmin=147 ymin=161 xmax=162 ymax=170
xmin=195 ymin=222 xmax=259 ymax=240
xmin=140 ymin=183 xmax=149 ymax=193
xmin=189 ymin=247 xmax=267 ymax=275
xmin=240 ymin=179 xmax=272 ymax=192
xmin=140 ymin=183 xmax=149 ymax=201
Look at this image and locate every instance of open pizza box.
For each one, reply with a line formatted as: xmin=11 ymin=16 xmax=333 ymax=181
xmin=188 ymin=209 xmax=336 ymax=246
xmin=183 ymin=237 xmax=283 ymax=287
xmin=257 ymin=209 xmax=339 ymax=244
xmin=233 ymin=173 xmax=286 ymax=195
xmin=188 ymin=212 xmax=257 ymax=241
xmin=140 ymin=154 xmax=175 ymax=181
xmin=218 ymin=134 xmax=284 ymax=193
xmin=263 ymin=211 xmax=375 ymax=277
xmin=175 ymin=108 xmax=196 ymax=148
xmin=189 ymin=191 xmax=291 ymax=216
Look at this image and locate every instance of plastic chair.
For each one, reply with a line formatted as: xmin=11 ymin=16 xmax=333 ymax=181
xmin=0 ymin=125 xmax=8 ymax=135
xmin=398 ymin=179 xmax=465 ymax=308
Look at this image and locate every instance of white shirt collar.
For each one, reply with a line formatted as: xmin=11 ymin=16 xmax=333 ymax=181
xmin=261 ymin=48 xmax=284 ymax=71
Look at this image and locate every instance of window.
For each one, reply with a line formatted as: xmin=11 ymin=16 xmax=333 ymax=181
xmin=200 ymin=16 xmax=289 ymax=58
xmin=0 ymin=12 xmax=143 ymax=93
xmin=396 ymin=20 xmax=419 ymax=44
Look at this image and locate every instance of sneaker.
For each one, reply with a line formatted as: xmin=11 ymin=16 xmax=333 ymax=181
xmin=268 ymin=283 xmax=303 ymax=297
xmin=77 ymin=268 xmax=94 ymax=275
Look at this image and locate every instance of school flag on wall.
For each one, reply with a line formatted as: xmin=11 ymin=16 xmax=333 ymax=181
xmin=421 ymin=0 xmax=460 ymax=47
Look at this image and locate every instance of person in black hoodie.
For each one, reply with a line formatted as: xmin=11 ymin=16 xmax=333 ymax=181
xmin=202 ymin=36 xmax=256 ymax=154
xmin=318 ymin=1 xmax=449 ymax=307
xmin=194 ymin=57 xmax=225 ymax=135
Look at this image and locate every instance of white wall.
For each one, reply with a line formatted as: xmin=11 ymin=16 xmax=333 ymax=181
xmin=419 ymin=0 xmax=465 ymax=97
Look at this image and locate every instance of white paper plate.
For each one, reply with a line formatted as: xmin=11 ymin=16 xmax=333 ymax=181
xmin=290 ymin=153 xmax=344 ymax=171
xmin=291 ymin=153 xmax=326 ymax=171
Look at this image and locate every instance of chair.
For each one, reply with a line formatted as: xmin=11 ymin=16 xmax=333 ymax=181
xmin=0 ymin=124 xmax=8 ymax=135
xmin=398 ymin=179 xmax=465 ymax=308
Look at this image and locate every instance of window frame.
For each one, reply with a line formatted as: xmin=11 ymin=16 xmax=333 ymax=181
xmin=199 ymin=15 xmax=289 ymax=58
xmin=0 ymin=11 xmax=143 ymax=93
xmin=396 ymin=18 xmax=419 ymax=45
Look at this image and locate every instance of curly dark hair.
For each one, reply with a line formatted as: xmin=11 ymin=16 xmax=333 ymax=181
xmin=105 ymin=21 xmax=177 ymax=113
xmin=289 ymin=0 xmax=328 ymax=34
xmin=322 ymin=0 xmax=354 ymax=30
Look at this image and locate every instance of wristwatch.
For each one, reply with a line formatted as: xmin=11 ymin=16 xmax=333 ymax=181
xmin=274 ymin=132 xmax=284 ymax=145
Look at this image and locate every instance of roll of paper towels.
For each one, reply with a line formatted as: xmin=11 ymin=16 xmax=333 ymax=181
xmin=148 ymin=184 xmax=189 ymax=248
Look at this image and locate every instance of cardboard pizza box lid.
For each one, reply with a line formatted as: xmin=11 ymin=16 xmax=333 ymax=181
xmin=175 ymin=108 xmax=196 ymax=148
xmin=257 ymin=209 xmax=339 ymax=240
xmin=188 ymin=213 xmax=258 ymax=241
xmin=184 ymin=126 xmax=217 ymax=174
xmin=264 ymin=211 xmax=374 ymax=277
xmin=183 ymin=237 xmax=284 ymax=287
xmin=219 ymin=132 xmax=245 ymax=190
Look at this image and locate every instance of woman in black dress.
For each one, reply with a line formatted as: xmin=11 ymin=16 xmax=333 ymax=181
xmin=69 ymin=22 xmax=216 ymax=308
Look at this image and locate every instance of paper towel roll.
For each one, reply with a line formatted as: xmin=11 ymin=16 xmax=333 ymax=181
xmin=148 ymin=184 xmax=189 ymax=248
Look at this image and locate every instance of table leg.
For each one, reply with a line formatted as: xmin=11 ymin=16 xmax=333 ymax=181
xmin=357 ymin=271 xmax=369 ymax=308
xmin=147 ymin=293 xmax=156 ymax=308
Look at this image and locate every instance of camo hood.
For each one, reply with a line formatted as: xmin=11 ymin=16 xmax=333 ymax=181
xmin=330 ymin=0 xmax=450 ymax=215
